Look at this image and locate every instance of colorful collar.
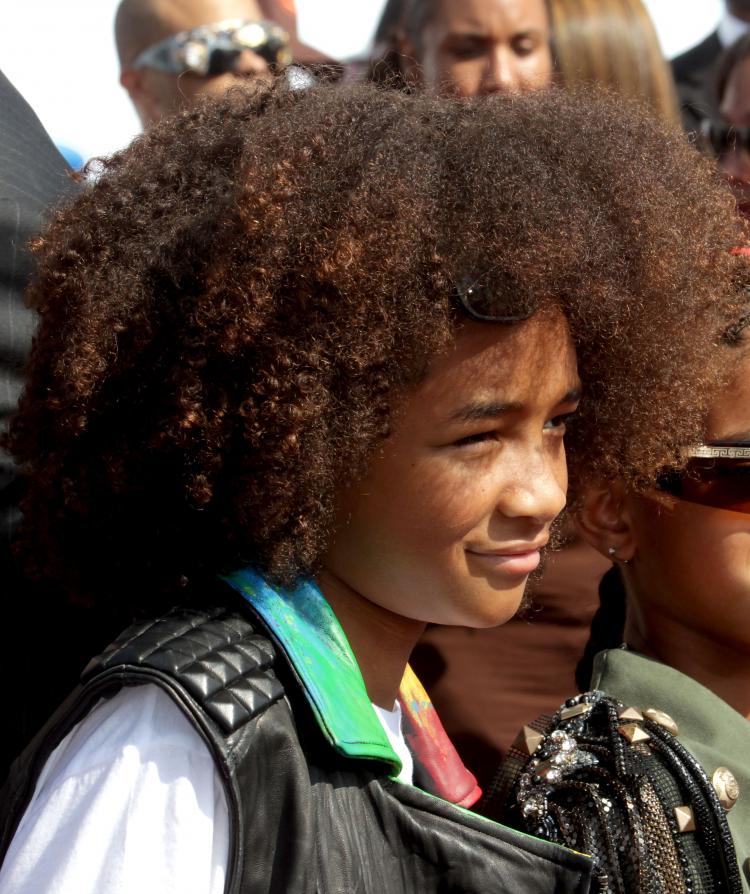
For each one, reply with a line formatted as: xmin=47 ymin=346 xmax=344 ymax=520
xmin=223 ymin=567 xmax=481 ymax=807
xmin=223 ymin=567 xmax=399 ymax=769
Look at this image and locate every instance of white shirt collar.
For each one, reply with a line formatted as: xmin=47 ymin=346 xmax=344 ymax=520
xmin=718 ymin=9 xmax=750 ymax=48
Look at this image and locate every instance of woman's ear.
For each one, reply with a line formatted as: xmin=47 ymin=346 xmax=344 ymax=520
xmin=576 ymin=482 xmax=637 ymax=563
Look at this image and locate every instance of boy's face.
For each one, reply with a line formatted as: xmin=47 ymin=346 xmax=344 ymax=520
xmin=322 ymin=311 xmax=579 ymax=630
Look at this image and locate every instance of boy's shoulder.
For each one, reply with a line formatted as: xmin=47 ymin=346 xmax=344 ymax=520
xmin=84 ymin=604 xmax=285 ymax=737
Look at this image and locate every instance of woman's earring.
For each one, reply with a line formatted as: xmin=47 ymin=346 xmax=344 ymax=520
xmin=608 ymin=545 xmax=630 ymax=565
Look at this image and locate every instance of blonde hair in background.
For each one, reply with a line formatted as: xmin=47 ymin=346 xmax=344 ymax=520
xmin=548 ymin=0 xmax=681 ymax=126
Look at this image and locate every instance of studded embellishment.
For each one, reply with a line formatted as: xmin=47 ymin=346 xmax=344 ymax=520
xmin=618 ymin=722 xmax=651 ymax=745
xmin=712 ymin=767 xmax=740 ymax=812
xmin=560 ymin=701 xmax=592 ymax=720
xmin=674 ymin=805 xmax=696 ymax=833
xmin=618 ymin=706 xmax=644 ymax=722
xmin=493 ymin=689 xmax=742 ymax=894
xmin=643 ymin=707 xmax=679 ymax=736
xmin=513 ymin=725 xmax=545 ymax=756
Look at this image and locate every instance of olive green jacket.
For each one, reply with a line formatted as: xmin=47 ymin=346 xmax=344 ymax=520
xmin=592 ymin=648 xmax=750 ymax=892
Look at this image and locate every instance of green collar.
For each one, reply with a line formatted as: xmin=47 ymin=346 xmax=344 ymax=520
xmin=223 ymin=567 xmax=400 ymax=772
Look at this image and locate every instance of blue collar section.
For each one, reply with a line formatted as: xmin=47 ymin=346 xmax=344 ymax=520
xmin=223 ymin=567 xmax=400 ymax=771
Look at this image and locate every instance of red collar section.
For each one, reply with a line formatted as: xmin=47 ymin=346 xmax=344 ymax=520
xmin=399 ymin=665 xmax=482 ymax=809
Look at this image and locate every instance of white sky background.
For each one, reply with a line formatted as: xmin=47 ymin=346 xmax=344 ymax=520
xmin=0 ymin=0 xmax=725 ymax=161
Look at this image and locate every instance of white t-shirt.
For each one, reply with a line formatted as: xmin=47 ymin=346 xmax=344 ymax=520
xmin=372 ymin=701 xmax=414 ymax=786
xmin=0 ymin=683 xmax=413 ymax=894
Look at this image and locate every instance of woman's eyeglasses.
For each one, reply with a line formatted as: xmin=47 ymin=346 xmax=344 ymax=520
xmin=657 ymin=443 xmax=750 ymax=514
xmin=700 ymin=119 xmax=750 ymax=157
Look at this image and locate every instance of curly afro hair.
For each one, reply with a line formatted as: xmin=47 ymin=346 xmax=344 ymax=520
xmin=6 ymin=80 xmax=746 ymax=608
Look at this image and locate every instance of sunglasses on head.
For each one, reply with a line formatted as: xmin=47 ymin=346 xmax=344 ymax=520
xmin=454 ymin=278 xmax=539 ymax=323
xmin=656 ymin=443 xmax=750 ymax=514
xmin=132 ymin=18 xmax=292 ymax=77
xmin=700 ymin=119 xmax=750 ymax=157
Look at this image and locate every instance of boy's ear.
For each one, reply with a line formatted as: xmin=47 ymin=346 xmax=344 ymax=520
xmin=576 ymin=483 xmax=636 ymax=562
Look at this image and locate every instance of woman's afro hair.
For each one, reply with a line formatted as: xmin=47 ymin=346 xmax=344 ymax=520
xmin=7 ymin=79 xmax=747 ymax=607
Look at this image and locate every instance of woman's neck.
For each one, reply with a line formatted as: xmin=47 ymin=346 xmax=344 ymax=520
xmin=625 ymin=607 xmax=750 ymax=721
xmin=316 ymin=569 xmax=426 ymax=709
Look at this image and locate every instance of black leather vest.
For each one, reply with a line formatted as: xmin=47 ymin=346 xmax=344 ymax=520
xmin=0 ymin=602 xmax=593 ymax=893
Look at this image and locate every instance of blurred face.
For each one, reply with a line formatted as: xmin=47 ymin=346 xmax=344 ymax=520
xmin=717 ymin=56 xmax=750 ymax=215
xmin=414 ymin=0 xmax=552 ymax=97
xmin=140 ymin=53 xmax=271 ymax=122
xmin=728 ymin=1 xmax=750 ymax=21
xmin=323 ymin=312 xmax=579 ymax=629
xmin=128 ymin=0 xmax=274 ymax=127
xmin=625 ymin=352 xmax=750 ymax=648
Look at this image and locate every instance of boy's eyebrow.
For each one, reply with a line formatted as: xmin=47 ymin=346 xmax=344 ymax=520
xmin=449 ymin=401 xmax=521 ymax=423
xmin=449 ymin=387 xmax=581 ymax=424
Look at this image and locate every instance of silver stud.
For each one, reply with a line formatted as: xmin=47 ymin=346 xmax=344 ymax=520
xmin=712 ymin=767 xmax=740 ymax=811
xmin=560 ymin=702 xmax=592 ymax=720
xmin=643 ymin=707 xmax=679 ymax=736
xmin=618 ymin=723 xmax=651 ymax=745
xmin=618 ymin=706 xmax=644 ymax=722
xmin=674 ymin=805 xmax=696 ymax=833
xmin=513 ymin=725 xmax=545 ymax=757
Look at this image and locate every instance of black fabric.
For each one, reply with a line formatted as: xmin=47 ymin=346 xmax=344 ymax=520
xmin=0 ymin=69 xmax=74 ymax=541
xmin=0 ymin=595 xmax=593 ymax=893
xmin=671 ymin=30 xmax=723 ymax=133
xmin=0 ymin=70 xmax=79 ymax=783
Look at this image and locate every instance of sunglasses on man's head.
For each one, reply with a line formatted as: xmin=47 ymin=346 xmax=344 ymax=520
xmin=132 ymin=18 xmax=292 ymax=77
xmin=700 ymin=119 xmax=750 ymax=157
xmin=656 ymin=443 xmax=750 ymax=514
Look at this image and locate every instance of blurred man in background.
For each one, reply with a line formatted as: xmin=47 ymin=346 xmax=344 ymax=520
xmin=672 ymin=0 xmax=750 ymax=131
xmin=700 ymin=32 xmax=750 ymax=217
xmin=116 ymin=0 xmax=328 ymax=128
xmin=370 ymin=0 xmax=552 ymax=96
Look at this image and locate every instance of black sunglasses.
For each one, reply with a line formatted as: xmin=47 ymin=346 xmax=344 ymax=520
xmin=700 ymin=119 xmax=750 ymax=157
xmin=454 ymin=278 xmax=539 ymax=323
xmin=656 ymin=442 xmax=750 ymax=514
xmin=132 ymin=19 xmax=292 ymax=77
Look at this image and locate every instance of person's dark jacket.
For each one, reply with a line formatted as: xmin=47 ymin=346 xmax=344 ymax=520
xmin=672 ymin=30 xmax=723 ymax=132
xmin=0 ymin=70 xmax=81 ymax=783
xmin=0 ymin=69 xmax=74 ymax=545
xmin=0 ymin=569 xmax=593 ymax=893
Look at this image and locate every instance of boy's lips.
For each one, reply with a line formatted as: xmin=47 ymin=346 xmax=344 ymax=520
xmin=465 ymin=539 xmax=548 ymax=575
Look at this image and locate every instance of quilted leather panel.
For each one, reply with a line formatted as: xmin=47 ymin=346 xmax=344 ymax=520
xmin=82 ymin=606 xmax=284 ymax=735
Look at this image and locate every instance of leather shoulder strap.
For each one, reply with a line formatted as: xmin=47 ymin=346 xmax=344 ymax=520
xmin=0 ymin=604 xmax=285 ymax=867
xmin=83 ymin=606 xmax=285 ymax=735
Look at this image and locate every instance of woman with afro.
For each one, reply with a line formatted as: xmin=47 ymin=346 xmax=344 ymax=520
xmin=0 ymin=81 xmax=745 ymax=893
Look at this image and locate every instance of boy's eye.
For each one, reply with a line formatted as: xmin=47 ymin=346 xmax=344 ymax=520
xmin=544 ymin=412 xmax=574 ymax=432
xmin=454 ymin=430 xmax=497 ymax=447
